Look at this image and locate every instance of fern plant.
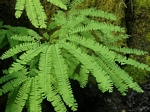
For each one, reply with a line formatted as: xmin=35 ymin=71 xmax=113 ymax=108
xmin=15 ymin=0 xmax=69 ymax=28
xmin=0 ymin=0 xmax=150 ymax=112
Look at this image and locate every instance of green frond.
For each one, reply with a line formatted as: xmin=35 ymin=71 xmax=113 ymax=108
xmin=3 ymin=25 xmax=42 ymax=41
xmin=38 ymin=45 xmax=52 ymax=95
xmin=69 ymin=21 xmax=125 ymax=35
xmin=27 ymin=77 xmax=42 ymax=112
xmin=61 ymin=42 xmax=113 ymax=92
xmin=94 ymin=31 xmax=129 ymax=44
xmin=52 ymin=11 xmax=67 ymax=26
xmin=62 ymin=50 xmax=80 ymax=77
xmin=47 ymin=83 xmax=67 ymax=112
xmin=70 ymin=0 xmax=84 ymax=8
xmin=66 ymin=35 xmax=116 ymax=61
xmin=1 ymin=76 xmax=28 ymax=94
xmin=72 ymin=65 xmax=89 ymax=88
xmin=74 ymin=8 xmax=116 ymax=20
xmin=52 ymin=44 xmax=77 ymax=111
xmin=11 ymin=35 xmax=38 ymax=42
xmin=116 ymin=55 xmax=150 ymax=71
xmin=0 ymin=29 xmax=7 ymax=48
xmin=1 ymin=42 xmax=40 ymax=60
xmin=98 ymin=56 xmax=143 ymax=95
xmin=5 ymin=87 xmax=20 ymax=112
xmin=78 ymin=65 xmax=89 ymax=88
xmin=25 ymin=0 xmax=46 ymax=28
xmin=32 ymin=0 xmax=47 ymax=28
xmin=15 ymin=0 xmax=26 ymax=18
xmin=42 ymin=69 xmax=67 ymax=112
xmin=109 ymin=46 xmax=148 ymax=55
xmin=8 ymin=44 xmax=45 ymax=73
xmin=47 ymin=0 xmax=67 ymax=10
xmin=47 ymin=22 xmax=58 ymax=30
xmin=95 ymin=55 xmax=129 ymax=95
xmin=66 ymin=16 xmax=86 ymax=29
xmin=0 ymin=68 xmax=27 ymax=85
xmin=11 ymin=79 xmax=32 ymax=112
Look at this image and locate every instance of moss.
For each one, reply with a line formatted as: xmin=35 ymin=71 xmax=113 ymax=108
xmin=123 ymin=65 xmax=149 ymax=84
xmin=145 ymin=32 xmax=150 ymax=42
xmin=134 ymin=0 xmax=150 ymax=8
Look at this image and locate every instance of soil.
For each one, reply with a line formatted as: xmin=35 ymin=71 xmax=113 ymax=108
xmin=0 ymin=0 xmax=150 ymax=112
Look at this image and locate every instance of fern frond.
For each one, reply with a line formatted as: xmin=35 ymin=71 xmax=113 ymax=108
xmin=98 ymin=55 xmax=143 ymax=94
xmin=72 ymin=65 xmax=89 ymax=88
xmin=27 ymin=77 xmax=42 ymax=112
xmin=11 ymin=79 xmax=32 ymax=112
xmin=11 ymin=35 xmax=37 ymax=42
xmin=62 ymin=50 xmax=80 ymax=77
xmin=38 ymin=45 xmax=52 ymax=95
xmin=1 ymin=42 xmax=40 ymax=60
xmin=74 ymin=8 xmax=116 ymax=20
xmin=61 ymin=42 xmax=113 ymax=92
xmin=0 ymin=68 xmax=27 ymax=85
xmin=69 ymin=21 xmax=125 ymax=35
xmin=1 ymin=76 xmax=28 ymax=94
xmin=109 ymin=46 xmax=148 ymax=55
xmin=47 ymin=0 xmax=67 ymax=10
xmin=66 ymin=35 xmax=116 ymax=61
xmin=5 ymin=87 xmax=19 ymax=112
xmin=8 ymin=44 xmax=45 ymax=73
xmin=25 ymin=0 xmax=45 ymax=28
xmin=116 ymin=55 xmax=150 ymax=71
xmin=52 ymin=44 xmax=77 ymax=111
xmin=15 ymin=0 xmax=26 ymax=18
xmin=0 ymin=29 xmax=7 ymax=48
xmin=47 ymin=84 xmax=67 ymax=112
xmin=95 ymin=55 xmax=128 ymax=95
xmin=52 ymin=11 xmax=67 ymax=26
xmin=70 ymin=0 xmax=84 ymax=8
xmin=32 ymin=0 xmax=47 ymax=28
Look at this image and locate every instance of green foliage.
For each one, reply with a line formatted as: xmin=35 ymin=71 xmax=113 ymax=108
xmin=0 ymin=0 xmax=150 ymax=112
xmin=15 ymin=0 xmax=68 ymax=28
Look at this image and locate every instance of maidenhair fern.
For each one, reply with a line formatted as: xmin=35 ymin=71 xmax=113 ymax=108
xmin=1 ymin=0 xmax=150 ymax=112
xmin=15 ymin=0 xmax=68 ymax=28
